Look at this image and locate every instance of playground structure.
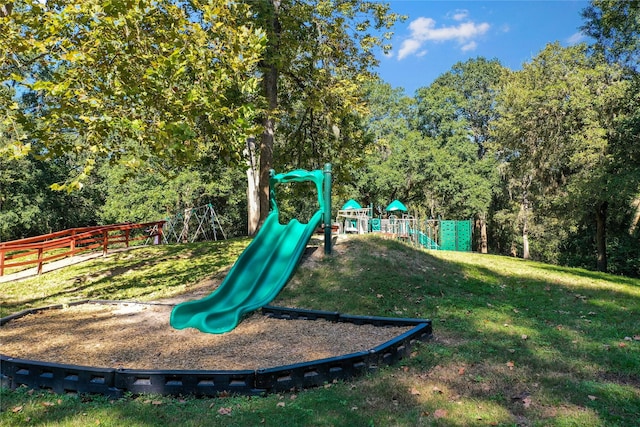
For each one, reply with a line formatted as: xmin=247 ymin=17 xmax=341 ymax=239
xmin=159 ymin=203 xmax=226 ymax=244
xmin=335 ymin=199 xmax=472 ymax=252
xmin=170 ymin=165 xmax=334 ymax=334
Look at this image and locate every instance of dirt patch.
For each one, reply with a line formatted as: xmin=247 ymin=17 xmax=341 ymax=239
xmin=0 ymin=302 xmax=410 ymax=371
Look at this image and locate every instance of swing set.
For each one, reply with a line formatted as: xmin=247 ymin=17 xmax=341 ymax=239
xmin=151 ymin=204 xmax=226 ymax=244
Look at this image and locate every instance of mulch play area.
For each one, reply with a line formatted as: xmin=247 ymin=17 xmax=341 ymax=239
xmin=1 ymin=300 xmax=412 ymax=371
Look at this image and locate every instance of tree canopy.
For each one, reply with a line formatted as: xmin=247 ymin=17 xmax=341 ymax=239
xmin=582 ymin=0 xmax=640 ymax=70
xmin=1 ymin=0 xmax=266 ymax=189
xmin=246 ymin=0 xmax=402 ymax=227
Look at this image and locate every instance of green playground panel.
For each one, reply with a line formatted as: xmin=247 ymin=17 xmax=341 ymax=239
xmin=439 ymin=220 xmax=472 ymax=252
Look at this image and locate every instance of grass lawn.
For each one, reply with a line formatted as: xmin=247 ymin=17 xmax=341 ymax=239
xmin=1 ymin=234 xmax=639 ymax=426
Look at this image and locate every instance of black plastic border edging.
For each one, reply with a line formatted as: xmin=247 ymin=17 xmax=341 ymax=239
xmin=1 ymin=301 xmax=432 ymax=398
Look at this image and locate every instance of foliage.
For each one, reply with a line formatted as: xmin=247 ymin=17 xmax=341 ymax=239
xmin=411 ymin=58 xmax=502 ymax=227
xmin=247 ymin=0 xmax=403 ymax=223
xmin=2 ymin=236 xmax=639 ymax=426
xmin=353 ymin=80 xmax=419 ymax=211
xmin=490 ymin=43 xmax=633 ymax=270
xmin=355 ymin=60 xmax=502 ymax=229
xmin=97 ymin=161 xmax=249 ymax=238
xmin=1 ymin=0 xmax=266 ymax=189
xmin=0 ymin=154 xmax=102 ymax=241
xmin=415 ymin=57 xmax=504 ymax=160
xmin=582 ymin=0 xmax=640 ymax=70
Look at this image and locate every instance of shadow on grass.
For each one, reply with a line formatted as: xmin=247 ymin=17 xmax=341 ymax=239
xmin=537 ymin=262 xmax=640 ymax=288
xmin=0 ymin=240 xmax=249 ymax=315
xmin=277 ymin=235 xmax=640 ymax=426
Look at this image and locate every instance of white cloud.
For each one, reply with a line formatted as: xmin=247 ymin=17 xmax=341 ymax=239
xmin=451 ymin=10 xmax=469 ymax=21
xmin=461 ymin=41 xmax=478 ymax=52
xmin=567 ymin=31 xmax=586 ymax=45
xmin=397 ymin=39 xmax=423 ymax=60
xmin=397 ymin=16 xmax=491 ymax=60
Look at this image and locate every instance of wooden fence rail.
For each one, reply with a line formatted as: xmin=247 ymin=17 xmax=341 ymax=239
xmin=0 ymin=221 xmax=165 ymax=277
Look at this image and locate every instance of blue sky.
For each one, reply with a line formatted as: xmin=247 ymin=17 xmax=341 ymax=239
xmin=375 ymin=0 xmax=591 ymax=95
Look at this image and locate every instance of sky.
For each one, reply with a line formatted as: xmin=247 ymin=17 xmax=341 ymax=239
xmin=375 ymin=0 xmax=592 ymax=95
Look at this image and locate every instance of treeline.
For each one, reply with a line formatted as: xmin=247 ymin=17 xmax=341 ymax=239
xmin=352 ymin=46 xmax=640 ymax=276
xmin=0 ymin=155 xmax=249 ymax=241
xmin=294 ymin=1 xmax=640 ymax=276
xmin=1 ymin=1 xmax=639 ymax=276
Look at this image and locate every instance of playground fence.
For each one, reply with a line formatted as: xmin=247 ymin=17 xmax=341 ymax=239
xmin=0 ymin=221 xmax=165 ymax=277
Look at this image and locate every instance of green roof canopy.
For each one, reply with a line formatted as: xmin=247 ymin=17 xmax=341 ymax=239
xmin=386 ymin=199 xmax=407 ymax=212
xmin=341 ymin=199 xmax=362 ymax=210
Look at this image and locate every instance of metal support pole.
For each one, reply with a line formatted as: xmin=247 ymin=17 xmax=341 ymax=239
xmin=323 ymin=163 xmax=332 ymax=255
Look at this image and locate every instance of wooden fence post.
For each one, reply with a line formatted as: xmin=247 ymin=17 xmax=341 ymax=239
xmin=103 ymin=231 xmax=108 ymax=255
xmin=37 ymin=248 xmax=43 ymax=275
xmin=0 ymin=250 xmax=5 ymax=276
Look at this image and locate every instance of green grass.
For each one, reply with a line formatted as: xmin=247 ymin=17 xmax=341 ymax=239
xmin=0 ymin=238 xmax=250 ymax=315
xmin=1 ymin=234 xmax=639 ymax=426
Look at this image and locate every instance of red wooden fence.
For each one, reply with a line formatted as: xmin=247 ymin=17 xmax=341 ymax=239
xmin=0 ymin=221 xmax=165 ymax=277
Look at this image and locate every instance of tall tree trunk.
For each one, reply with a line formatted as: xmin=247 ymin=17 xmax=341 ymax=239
xmin=180 ymin=207 xmax=191 ymax=243
xmin=259 ymin=67 xmax=277 ymax=227
xmin=629 ymin=197 xmax=640 ymax=235
xmin=522 ymin=221 xmax=530 ymax=260
xmin=245 ymin=138 xmax=259 ymax=236
xmin=519 ymin=176 xmax=532 ymax=260
xmin=596 ymin=201 xmax=608 ymax=272
xmin=257 ymin=1 xmax=281 ymax=228
xmin=521 ymin=192 xmax=530 ymax=260
xmin=476 ymin=213 xmax=488 ymax=254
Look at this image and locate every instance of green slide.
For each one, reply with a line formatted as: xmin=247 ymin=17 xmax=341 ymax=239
xmin=170 ymin=167 xmax=330 ymax=334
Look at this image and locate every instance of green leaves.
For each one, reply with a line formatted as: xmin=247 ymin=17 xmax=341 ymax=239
xmin=581 ymin=0 xmax=640 ymax=70
xmin=261 ymin=0 xmax=401 ymax=169
xmin=2 ymin=0 xmax=266 ymax=189
xmin=490 ymin=42 xmax=636 ymax=269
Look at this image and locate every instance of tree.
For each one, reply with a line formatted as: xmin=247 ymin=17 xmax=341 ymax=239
xmin=97 ymin=161 xmax=248 ymax=238
xmin=245 ymin=0 xmax=402 ymax=231
xmin=2 ymin=0 xmax=402 ymax=236
xmin=352 ymin=79 xmax=416 ymax=210
xmin=581 ymin=0 xmax=640 ymax=70
xmin=416 ymin=58 xmax=504 ymax=159
xmin=492 ymin=43 xmax=630 ymax=270
xmin=355 ymin=78 xmax=497 ymax=233
xmin=1 ymin=0 xmax=266 ymax=189
xmin=414 ymin=58 xmax=503 ymax=252
xmin=0 ymin=154 xmax=103 ymax=241
xmin=1 ymin=82 xmax=102 ymax=240
xmin=580 ymin=0 xmax=640 ymax=275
